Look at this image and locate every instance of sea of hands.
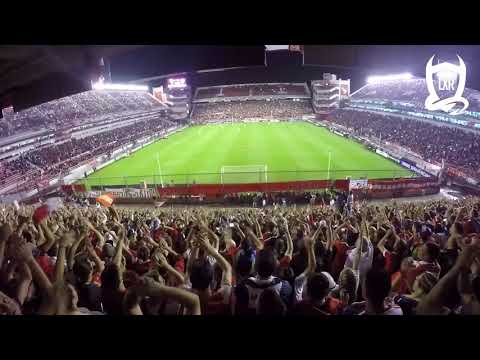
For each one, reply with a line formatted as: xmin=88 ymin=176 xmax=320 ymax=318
xmin=1 ymin=195 xmax=480 ymax=315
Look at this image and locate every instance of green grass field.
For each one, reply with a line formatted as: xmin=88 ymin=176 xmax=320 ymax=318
xmin=82 ymin=122 xmax=413 ymax=187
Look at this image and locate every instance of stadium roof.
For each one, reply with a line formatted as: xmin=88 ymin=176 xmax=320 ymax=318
xmin=0 ymin=45 xmax=143 ymax=103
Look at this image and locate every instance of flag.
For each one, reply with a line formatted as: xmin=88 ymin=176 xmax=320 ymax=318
xmin=32 ymin=197 xmax=63 ymax=224
xmin=33 ymin=205 xmax=49 ymax=224
xmin=96 ymin=193 xmax=114 ymax=207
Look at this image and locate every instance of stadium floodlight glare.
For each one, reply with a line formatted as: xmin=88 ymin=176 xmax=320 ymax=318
xmin=92 ymin=82 xmax=149 ymax=91
xmin=436 ymin=70 xmax=458 ymax=81
xmin=366 ymin=73 xmax=413 ymax=84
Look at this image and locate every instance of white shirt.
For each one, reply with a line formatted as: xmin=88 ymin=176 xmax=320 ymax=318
xmin=294 ymin=273 xmax=307 ymax=303
xmin=344 ymin=240 xmax=373 ymax=287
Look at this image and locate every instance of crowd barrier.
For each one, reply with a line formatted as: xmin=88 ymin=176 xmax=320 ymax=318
xmin=62 ymin=175 xmax=440 ymax=203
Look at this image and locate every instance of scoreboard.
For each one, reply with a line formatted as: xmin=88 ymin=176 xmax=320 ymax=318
xmin=167 ymin=78 xmax=187 ymax=89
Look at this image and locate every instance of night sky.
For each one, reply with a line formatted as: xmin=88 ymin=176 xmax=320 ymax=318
xmin=110 ymin=45 xmax=480 ymax=91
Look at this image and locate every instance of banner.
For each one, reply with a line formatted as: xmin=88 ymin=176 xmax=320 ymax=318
xmin=399 ymin=161 xmax=432 ymax=177
xmin=86 ymin=188 xmax=158 ymax=200
xmin=349 ymin=179 xmax=369 ymax=190
xmin=375 ymin=149 xmax=400 ymax=163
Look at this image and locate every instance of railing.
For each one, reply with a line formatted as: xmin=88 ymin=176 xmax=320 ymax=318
xmin=79 ymin=169 xmax=415 ymax=190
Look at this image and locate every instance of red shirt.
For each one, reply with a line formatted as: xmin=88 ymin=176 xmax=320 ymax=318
xmin=92 ymin=272 xmax=102 ymax=286
xmin=406 ymin=261 xmax=440 ymax=289
xmin=324 ymin=296 xmax=344 ymax=315
xmin=383 ymin=250 xmax=394 ymax=274
xmin=166 ymin=227 xmax=179 ymax=242
xmin=279 ymin=256 xmax=292 ymax=268
xmin=293 ymin=297 xmax=344 ymax=316
xmin=153 ymin=229 xmax=164 ymax=242
xmin=332 ymin=240 xmax=349 ymax=277
xmin=227 ymin=244 xmax=240 ymax=258
xmin=205 ymin=286 xmax=232 ymax=315
xmin=174 ymin=257 xmax=185 ymax=273
xmin=129 ymin=260 xmax=155 ymax=275
xmin=35 ymin=254 xmax=55 ymax=280
xmin=391 ymin=271 xmax=410 ymax=294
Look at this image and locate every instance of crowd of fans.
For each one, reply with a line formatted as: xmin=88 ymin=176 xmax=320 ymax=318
xmin=0 ymin=117 xmax=176 ymax=193
xmin=330 ymin=109 xmax=480 ymax=179
xmin=0 ymin=90 xmax=164 ymax=138
xmin=1 ymin=194 xmax=480 ymax=316
xmin=195 ymin=83 xmax=310 ymax=100
xmin=192 ymin=100 xmax=313 ymax=123
xmin=354 ymin=78 xmax=480 ymax=113
xmin=0 ymin=157 xmax=37 ymax=188
xmin=28 ymin=118 xmax=176 ymax=178
xmin=175 ymin=191 xmax=339 ymax=207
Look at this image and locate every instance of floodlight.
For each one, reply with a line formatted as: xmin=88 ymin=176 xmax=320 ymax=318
xmin=92 ymin=82 xmax=149 ymax=91
xmin=366 ymin=73 xmax=413 ymax=84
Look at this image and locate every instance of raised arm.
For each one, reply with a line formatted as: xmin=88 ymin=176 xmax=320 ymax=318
xmin=84 ymin=219 xmax=106 ymax=249
xmin=245 ymin=226 xmax=264 ymax=251
xmin=301 ymin=233 xmax=317 ymax=277
xmin=185 ymin=244 xmax=200 ymax=282
xmin=352 ymin=232 xmax=364 ymax=272
xmin=113 ymin=224 xmax=125 ymax=268
xmin=253 ymin=216 xmax=263 ymax=239
xmin=417 ymin=242 xmax=479 ymax=315
xmin=446 ymin=223 xmax=462 ymax=250
xmin=128 ymin=277 xmax=201 ymax=315
xmin=67 ymin=229 xmax=87 ymax=271
xmin=198 ymin=219 xmax=220 ymax=252
xmin=0 ymin=223 xmax=13 ymax=270
xmin=454 ymin=207 xmax=466 ymax=225
xmin=86 ymin=238 xmax=105 ymax=274
xmin=198 ymin=234 xmax=232 ymax=286
xmin=54 ymin=233 xmax=74 ymax=283
xmin=325 ymin=217 xmax=334 ymax=252
xmin=38 ymin=220 xmax=57 ymax=253
xmin=13 ymin=239 xmax=55 ymax=315
xmin=233 ymin=222 xmax=246 ymax=242
xmin=13 ymin=262 xmax=32 ymax=306
xmin=377 ymin=227 xmax=392 ymax=255
xmin=281 ymin=216 xmax=293 ymax=259
xmin=153 ymin=250 xmax=186 ymax=285
xmin=108 ymin=205 xmax=120 ymax=223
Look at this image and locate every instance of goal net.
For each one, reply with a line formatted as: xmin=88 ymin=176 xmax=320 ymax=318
xmin=220 ymin=165 xmax=268 ymax=184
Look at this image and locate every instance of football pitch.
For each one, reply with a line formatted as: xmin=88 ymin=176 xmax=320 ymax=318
xmin=82 ymin=121 xmax=413 ymax=187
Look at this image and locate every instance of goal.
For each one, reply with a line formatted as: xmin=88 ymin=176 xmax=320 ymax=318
xmin=220 ymin=165 xmax=268 ymax=184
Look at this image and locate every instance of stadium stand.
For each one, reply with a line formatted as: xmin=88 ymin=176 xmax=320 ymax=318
xmin=191 ymin=99 xmax=313 ymax=123
xmin=0 ymin=116 xmax=176 ymax=194
xmin=2 ymin=66 xmax=480 ymax=317
xmin=353 ymin=78 xmax=480 ymax=113
xmin=194 ymin=83 xmax=310 ymax=101
xmin=1 ymin=195 xmax=479 ymax=315
xmin=329 ymin=109 xmax=480 ymax=180
xmin=0 ymin=90 xmax=166 ymax=138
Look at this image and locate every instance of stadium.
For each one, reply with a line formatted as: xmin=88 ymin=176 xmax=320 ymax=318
xmin=1 ymin=45 xmax=480 ymax=316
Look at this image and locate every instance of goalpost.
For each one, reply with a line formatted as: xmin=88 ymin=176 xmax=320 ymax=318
xmin=220 ymin=165 xmax=268 ymax=184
